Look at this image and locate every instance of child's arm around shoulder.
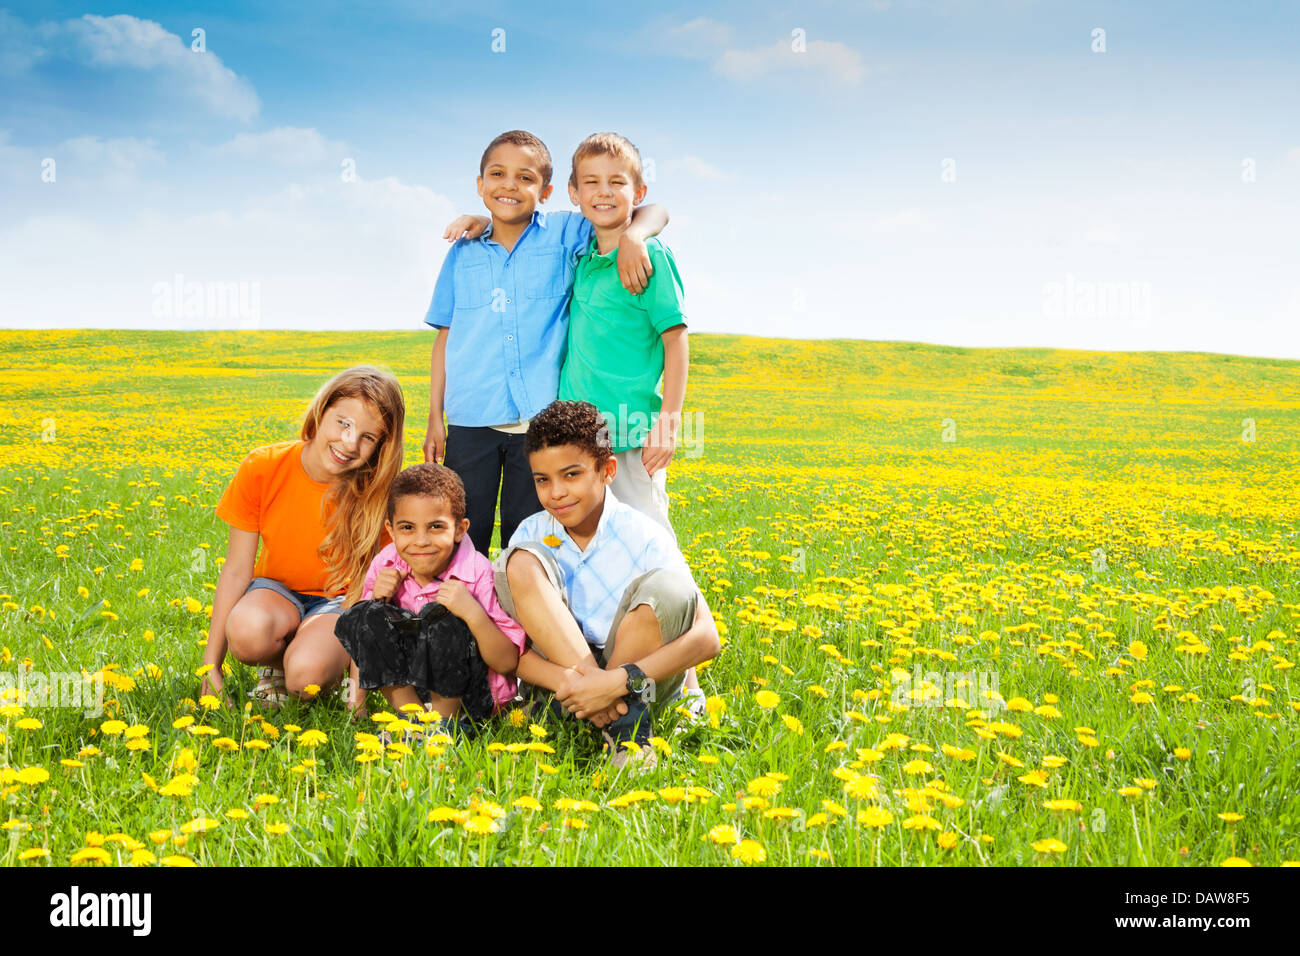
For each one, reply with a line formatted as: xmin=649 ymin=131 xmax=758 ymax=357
xmin=617 ymin=204 xmax=669 ymax=296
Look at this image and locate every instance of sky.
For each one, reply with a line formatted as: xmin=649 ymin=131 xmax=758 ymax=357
xmin=1 ymin=1 xmax=1298 ymax=357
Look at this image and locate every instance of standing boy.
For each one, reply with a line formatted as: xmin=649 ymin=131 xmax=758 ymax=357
xmin=423 ymin=130 xmax=667 ymax=557
xmin=559 ymin=132 xmax=687 ymax=539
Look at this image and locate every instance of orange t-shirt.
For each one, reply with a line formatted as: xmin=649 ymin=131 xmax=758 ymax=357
xmin=216 ymin=440 xmax=339 ymax=596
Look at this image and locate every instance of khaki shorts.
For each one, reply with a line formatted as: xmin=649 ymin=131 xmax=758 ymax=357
xmin=493 ymin=543 xmax=696 ymax=707
xmin=610 ymin=449 xmax=675 ymax=544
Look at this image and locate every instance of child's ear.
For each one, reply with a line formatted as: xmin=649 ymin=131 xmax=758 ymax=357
xmin=633 ymin=183 xmax=647 ymax=206
xmin=568 ymin=182 xmax=580 ymax=207
xmin=383 ymin=518 xmax=394 ymax=539
xmin=476 ymin=175 xmax=484 ymax=198
xmin=454 ymin=518 xmax=470 ymax=541
xmin=602 ymin=456 xmax=617 ymax=484
xmin=539 ymin=183 xmax=554 ymax=204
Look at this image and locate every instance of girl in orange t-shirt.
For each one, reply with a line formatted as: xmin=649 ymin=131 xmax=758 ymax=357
xmin=199 ymin=366 xmax=405 ymax=710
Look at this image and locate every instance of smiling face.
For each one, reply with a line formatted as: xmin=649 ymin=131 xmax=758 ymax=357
xmin=302 ymin=397 xmax=385 ymax=483
xmin=567 ymin=153 xmax=646 ymax=231
xmin=528 ymin=444 xmax=616 ymax=544
xmin=385 ymin=494 xmax=469 ymax=586
xmin=477 ymin=142 xmax=553 ymax=228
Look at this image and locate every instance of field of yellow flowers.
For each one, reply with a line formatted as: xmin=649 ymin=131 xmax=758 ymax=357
xmin=2 ymin=330 xmax=1298 ymax=867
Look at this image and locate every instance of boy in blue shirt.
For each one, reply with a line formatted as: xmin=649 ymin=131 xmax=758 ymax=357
xmin=423 ymin=130 xmax=667 ymax=558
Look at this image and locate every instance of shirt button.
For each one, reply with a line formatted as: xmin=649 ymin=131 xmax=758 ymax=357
xmin=506 ymin=334 xmax=514 ymax=341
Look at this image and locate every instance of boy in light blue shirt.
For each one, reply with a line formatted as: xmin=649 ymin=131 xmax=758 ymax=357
xmin=492 ymin=400 xmax=720 ymax=769
xmin=423 ymin=130 xmax=667 ymax=557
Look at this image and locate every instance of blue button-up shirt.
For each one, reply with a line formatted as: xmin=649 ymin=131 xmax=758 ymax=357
xmin=425 ymin=210 xmax=593 ymax=427
xmin=508 ymin=489 xmax=692 ymax=649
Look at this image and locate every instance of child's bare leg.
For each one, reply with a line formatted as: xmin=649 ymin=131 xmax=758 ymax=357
xmin=226 ymin=590 xmax=298 ymax=667
xmin=425 ymin=693 xmax=462 ymax=720
xmin=506 ymin=551 xmax=598 ymax=669
xmin=380 ymin=685 xmax=423 ymax=711
xmin=603 ymin=604 xmax=665 ymax=673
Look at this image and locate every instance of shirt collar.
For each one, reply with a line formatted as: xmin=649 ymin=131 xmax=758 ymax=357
xmin=439 ymin=534 xmax=477 ymax=584
xmin=480 ymin=209 xmax=547 ymax=243
xmin=555 ymin=487 xmax=621 ymax=553
xmin=582 ymin=233 xmax=617 ymax=263
xmin=388 ymin=536 xmax=476 ymax=589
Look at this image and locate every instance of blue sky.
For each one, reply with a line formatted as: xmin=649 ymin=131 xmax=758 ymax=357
xmin=2 ymin=1 xmax=1298 ymax=357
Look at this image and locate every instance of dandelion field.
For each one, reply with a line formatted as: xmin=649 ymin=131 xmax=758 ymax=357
xmin=2 ymin=330 xmax=1299 ymax=867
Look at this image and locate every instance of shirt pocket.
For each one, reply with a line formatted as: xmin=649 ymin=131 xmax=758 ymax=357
xmin=453 ymin=262 xmax=492 ymax=310
xmin=521 ymin=249 xmax=569 ymax=300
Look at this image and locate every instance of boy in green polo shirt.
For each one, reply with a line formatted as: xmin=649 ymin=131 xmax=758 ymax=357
xmin=558 ymin=132 xmax=687 ymax=540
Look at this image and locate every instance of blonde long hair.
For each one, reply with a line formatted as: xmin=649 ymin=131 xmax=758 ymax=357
xmin=300 ymin=366 xmax=406 ymax=605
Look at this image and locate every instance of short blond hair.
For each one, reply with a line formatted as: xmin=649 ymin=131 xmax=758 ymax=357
xmin=569 ymin=132 xmax=643 ymax=190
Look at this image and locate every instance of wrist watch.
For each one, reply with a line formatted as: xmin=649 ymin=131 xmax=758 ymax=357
xmin=622 ymin=664 xmax=656 ymax=704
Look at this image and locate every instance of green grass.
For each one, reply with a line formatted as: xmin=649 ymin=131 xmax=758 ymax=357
xmin=1 ymin=330 xmax=1298 ymax=866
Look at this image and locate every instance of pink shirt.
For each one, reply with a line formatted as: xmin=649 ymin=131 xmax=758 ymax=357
xmin=361 ymin=536 xmax=525 ymax=709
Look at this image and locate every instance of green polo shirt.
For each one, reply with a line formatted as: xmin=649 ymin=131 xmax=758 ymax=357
xmin=559 ymin=235 xmax=686 ymax=453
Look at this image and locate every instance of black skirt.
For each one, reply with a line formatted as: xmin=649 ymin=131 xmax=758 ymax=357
xmin=334 ymin=599 xmax=495 ymax=720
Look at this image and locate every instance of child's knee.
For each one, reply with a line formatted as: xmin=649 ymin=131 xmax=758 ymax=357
xmin=505 ymin=548 xmax=544 ymax=587
xmin=226 ymin=605 xmax=279 ymax=662
xmin=625 ymin=568 xmax=697 ymax=644
xmin=285 ymin=661 xmax=339 ymax=696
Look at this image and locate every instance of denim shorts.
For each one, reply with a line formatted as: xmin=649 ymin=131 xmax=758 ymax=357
xmin=245 ymin=577 xmax=344 ymax=620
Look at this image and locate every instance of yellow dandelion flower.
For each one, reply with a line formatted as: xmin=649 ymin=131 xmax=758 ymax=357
xmin=708 ymin=824 xmax=739 ymax=845
xmin=857 ymin=806 xmax=894 ymax=828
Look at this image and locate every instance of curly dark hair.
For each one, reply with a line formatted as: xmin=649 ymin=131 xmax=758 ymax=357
xmin=525 ymin=401 xmax=612 ymax=468
xmin=480 ymin=130 xmax=553 ymax=186
xmin=386 ymin=463 xmax=467 ymax=523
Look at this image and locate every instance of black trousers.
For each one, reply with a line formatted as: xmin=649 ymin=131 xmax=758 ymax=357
xmin=444 ymin=424 xmax=538 ymax=556
xmin=334 ymin=600 xmax=495 ymax=720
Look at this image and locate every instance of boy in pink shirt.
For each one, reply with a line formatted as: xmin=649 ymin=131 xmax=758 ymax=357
xmin=335 ymin=464 xmax=525 ymax=721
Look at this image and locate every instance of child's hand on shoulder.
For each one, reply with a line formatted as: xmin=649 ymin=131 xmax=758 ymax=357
xmin=434 ymin=579 xmax=480 ymax=620
xmin=372 ymin=567 xmax=406 ymax=601
xmin=443 ymin=215 xmax=490 ymax=241
xmin=616 ymin=232 xmax=653 ymax=295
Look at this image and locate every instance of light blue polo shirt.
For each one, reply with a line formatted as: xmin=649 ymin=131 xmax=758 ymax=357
xmin=425 ymin=210 xmax=593 ymax=428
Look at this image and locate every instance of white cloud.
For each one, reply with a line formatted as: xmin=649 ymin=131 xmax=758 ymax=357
xmin=0 ymin=171 xmax=458 ymax=329
xmin=218 ymin=127 xmax=348 ymax=165
xmin=1286 ymin=146 xmax=1300 ymax=164
xmin=664 ymin=18 xmax=734 ymax=59
xmin=664 ymin=156 xmax=726 ymax=182
xmin=663 ymin=19 xmax=866 ymax=86
xmin=716 ymin=37 xmax=867 ymax=85
xmin=2 ymin=13 xmax=259 ymax=120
